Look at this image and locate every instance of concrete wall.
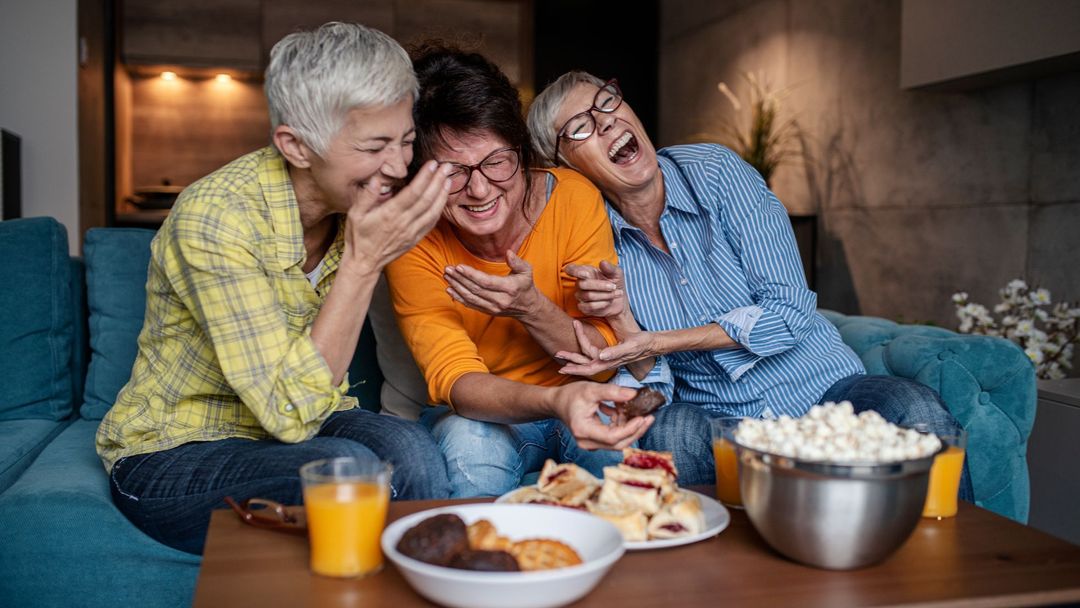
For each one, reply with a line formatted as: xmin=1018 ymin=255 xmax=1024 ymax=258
xmin=0 ymin=0 xmax=80 ymax=253
xmin=659 ymin=0 xmax=1080 ymax=342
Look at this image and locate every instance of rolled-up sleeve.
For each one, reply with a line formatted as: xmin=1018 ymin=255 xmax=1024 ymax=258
xmin=166 ymin=203 xmax=349 ymax=443
xmin=710 ymin=149 xmax=817 ymax=359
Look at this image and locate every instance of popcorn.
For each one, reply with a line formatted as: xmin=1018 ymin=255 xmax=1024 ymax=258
xmin=733 ymin=402 xmax=943 ymax=463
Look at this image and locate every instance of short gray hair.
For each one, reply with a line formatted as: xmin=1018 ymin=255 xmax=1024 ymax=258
xmin=265 ymin=22 xmax=418 ymax=156
xmin=527 ymin=71 xmax=606 ymax=167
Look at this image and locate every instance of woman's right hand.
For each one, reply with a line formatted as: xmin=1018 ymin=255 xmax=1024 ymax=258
xmin=548 ymin=381 xmax=653 ymax=451
xmin=342 ymin=161 xmax=453 ymax=277
xmin=564 ymin=260 xmax=627 ymax=319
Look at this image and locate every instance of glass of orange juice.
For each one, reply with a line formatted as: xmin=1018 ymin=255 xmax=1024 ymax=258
xmin=921 ymin=429 xmax=967 ymax=519
xmin=300 ymin=456 xmax=392 ymax=578
xmin=710 ymin=417 xmax=745 ymax=509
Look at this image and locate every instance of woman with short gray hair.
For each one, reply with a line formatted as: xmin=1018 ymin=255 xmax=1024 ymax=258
xmin=528 ymin=71 xmax=970 ymax=495
xmin=97 ymin=22 xmax=455 ymax=554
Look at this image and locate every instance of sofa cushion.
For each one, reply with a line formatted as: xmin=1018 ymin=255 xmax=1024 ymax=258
xmin=821 ymin=310 xmax=1037 ymax=522
xmin=0 ymin=419 xmax=70 ymax=492
xmin=81 ymin=228 xmax=156 ymax=420
xmin=368 ymin=273 xmax=430 ymax=419
xmin=0 ymin=419 xmax=200 ymax=607
xmin=0 ymin=217 xmax=74 ymax=421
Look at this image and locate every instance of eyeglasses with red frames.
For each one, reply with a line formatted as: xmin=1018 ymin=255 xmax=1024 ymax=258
xmin=443 ymin=147 xmax=521 ymax=194
xmin=554 ymin=79 xmax=623 ymax=163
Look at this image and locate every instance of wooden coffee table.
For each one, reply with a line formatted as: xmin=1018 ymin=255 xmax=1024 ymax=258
xmin=194 ymin=489 xmax=1080 ymax=607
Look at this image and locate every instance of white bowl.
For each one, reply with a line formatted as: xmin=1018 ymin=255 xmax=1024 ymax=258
xmin=382 ymin=503 xmax=625 ymax=608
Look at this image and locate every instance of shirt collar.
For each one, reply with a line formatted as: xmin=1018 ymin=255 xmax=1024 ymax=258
xmin=606 ymin=152 xmax=700 ymax=244
xmin=256 ymin=147 xmax=306 ymax=270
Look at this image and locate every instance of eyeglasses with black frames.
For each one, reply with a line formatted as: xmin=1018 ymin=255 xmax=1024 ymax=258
xmin=444 ymin=146 xmax=521 ymax=194
xmin=554 ymin=79 xmax=623 ymax=163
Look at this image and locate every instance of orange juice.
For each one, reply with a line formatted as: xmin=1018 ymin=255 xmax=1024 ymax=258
xmin=304 ymin=481 xmax=389 ymax=577
xmin=922 ymin=446 xmax=965 ymax=518
xmin=713 ymin=438 xmax=742 ymax=507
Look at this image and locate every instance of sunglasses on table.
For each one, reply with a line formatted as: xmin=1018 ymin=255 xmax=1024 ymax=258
xmin=554 ymin=79 xmax=623 ymax=162
xmin=225 ymin=496 xmax=307 ymax=536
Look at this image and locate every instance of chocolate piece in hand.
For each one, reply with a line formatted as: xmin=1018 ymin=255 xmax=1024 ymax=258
xmin=396 ymin=514 xmax=470 ymax=566
xmin=448 ymin=549 xmax=521 ymax=572
xmin=617 ymin=387 xmax=665 ymax=418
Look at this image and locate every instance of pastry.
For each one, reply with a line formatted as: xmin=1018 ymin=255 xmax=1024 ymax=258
xmin=504 ymin=486 xmax=561 ymax=506
xmin=646 ymin=491 xmax=706 ymax=539
xmin=617 ymin=387 xmax=665 ymax=418
xmin=508 ymin=538 xmax=583 ymax=570
xmin=597 ymin=466 xmax=667 ymax=516
xmin=586 ymin=500 xmax=648 ymax=542
xmin=448 ymin=549 xmax=520 ymax=572
xmin=537 ymin=459 xmax=600 ymax=506
xmin=622 ymin=447 xmax=679 ymax=480
xmin=467 ymin=519 xmax=513 ymax=552
xmin=395 ymin=513 xmax=469 ymax=566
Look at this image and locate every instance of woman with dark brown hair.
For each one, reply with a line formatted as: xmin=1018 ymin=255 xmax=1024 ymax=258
xmin=384 ymin=47 xmax=661 ymax=497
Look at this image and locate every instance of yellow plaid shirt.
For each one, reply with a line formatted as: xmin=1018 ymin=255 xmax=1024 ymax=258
xmin=96 ymin=147 xmax=356 ymax=472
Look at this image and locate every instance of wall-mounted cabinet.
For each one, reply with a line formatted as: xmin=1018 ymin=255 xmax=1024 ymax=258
xmin=122 ymin=0 xmax=262 ymax=71
xmin=113 ymin=0 xmax=533 ymax=226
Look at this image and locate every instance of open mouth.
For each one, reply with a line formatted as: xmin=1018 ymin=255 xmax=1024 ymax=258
xmin=608 ymin=131 xmax=640 ymax=165
xmin=462 ymin=196 xmax=499 ymax=217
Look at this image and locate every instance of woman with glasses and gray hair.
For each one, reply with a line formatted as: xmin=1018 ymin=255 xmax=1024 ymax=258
xmin=384 ymin=47 xmax=658 ymax=498
xmin=527 ymin=72 xmax=971 ymax=495
xmin=96 ymin=22 xmax=455 ymax=554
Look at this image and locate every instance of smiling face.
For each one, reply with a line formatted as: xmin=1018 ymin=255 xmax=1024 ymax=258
xmin=553 ymin=83 xmax=658 ymax=198
xmin=304 ymin=97 xmax=416 ymax=213
xmin=432 ymin=129 xmax=527 ymax=246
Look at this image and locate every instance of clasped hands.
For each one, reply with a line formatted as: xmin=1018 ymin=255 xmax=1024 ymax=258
xmin=558 ymin=261 xmax=660 ymax=377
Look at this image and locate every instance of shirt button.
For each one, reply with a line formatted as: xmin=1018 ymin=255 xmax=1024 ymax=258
xmin=680 ymin=278 xmax=689 ymax=285
xmin=671 ymin=242 xmax=678 ymax=248
xmin=284 ymin=404 xmax=295 ymax=412
xmin=699 ymin=315 xmax=707 ymax=322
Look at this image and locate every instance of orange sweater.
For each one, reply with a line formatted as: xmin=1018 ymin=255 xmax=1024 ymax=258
xmin=386 ymin=169 xmax=618 ymax=407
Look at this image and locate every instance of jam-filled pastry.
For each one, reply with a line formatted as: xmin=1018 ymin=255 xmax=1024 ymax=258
xmin=537 ymin=459 xmax=601 ymax=506
xmin=586 ymin=500 xmax=648 ymax=542
xmin=646 ymin=491 xmax=706 ymax=539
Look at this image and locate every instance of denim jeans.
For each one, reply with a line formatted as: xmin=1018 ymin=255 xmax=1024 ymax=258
xmin=640 ymin=374 xmax=974 ymax=501
xmin=419 ymin=406 xmax=625 ymax=498
xmin=109 ymin=408 xmax=451 ymax=554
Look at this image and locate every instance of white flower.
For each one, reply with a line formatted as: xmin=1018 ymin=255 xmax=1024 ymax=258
xmin=952 ymin=292 xmax=968 ymax=303
xmin=1007 ymin=279 xmax=1028 ymax=292
xmin=1026 ymin=347 xmax=1045 ymax=365
xmin=1030 ymin=288 xmax=1052 ymax=305
xmin=994 ymin=302 xmax=1012 ymax=313
xmin=1015 ymin=319 xmax=1035 ymax=336
xmin=1002 ymin=315 xmax=1018 ymax=326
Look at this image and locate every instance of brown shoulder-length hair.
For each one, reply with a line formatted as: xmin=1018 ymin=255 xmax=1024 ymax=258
xmin=409 ymin=42 xmax=535 ymax=214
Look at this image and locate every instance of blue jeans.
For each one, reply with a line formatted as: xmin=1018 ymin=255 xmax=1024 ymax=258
xmin=109 ymin=408 xmax=450 ymax=554
xmin=640 ymin=374 xmax=974 ymax=500
xmin=420 ymin=406 xmax=625 ymax=498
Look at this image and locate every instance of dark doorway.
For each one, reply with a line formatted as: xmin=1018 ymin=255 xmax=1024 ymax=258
xmin=533 ymin=0 xmax=659 ymax=143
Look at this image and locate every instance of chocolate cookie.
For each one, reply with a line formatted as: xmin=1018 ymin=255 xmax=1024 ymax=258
xmin=448 ymin=549 xmax=521 ymax=572
xmin=396 ymin=514 xmax=469 ymax=566
xmin=618 ymin=387 xmax=665 ymax=418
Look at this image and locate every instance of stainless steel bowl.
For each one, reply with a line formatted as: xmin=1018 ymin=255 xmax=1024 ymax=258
xmin=736 ymin=442 xmax=937 ymax=570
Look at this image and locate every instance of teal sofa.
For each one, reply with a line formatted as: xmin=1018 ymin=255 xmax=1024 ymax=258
xmin=0 ymin=217 xmax=1036 ymax=607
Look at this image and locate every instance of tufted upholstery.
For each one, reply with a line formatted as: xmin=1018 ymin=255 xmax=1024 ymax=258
xmin=820 ymin=310 xmax=1037 ymax=522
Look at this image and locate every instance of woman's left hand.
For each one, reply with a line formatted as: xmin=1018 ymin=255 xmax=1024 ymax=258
xmin=444 ymin=251 xmax=543 ymax=318
xmin=556 ymin=320 xmax=661 ymax=376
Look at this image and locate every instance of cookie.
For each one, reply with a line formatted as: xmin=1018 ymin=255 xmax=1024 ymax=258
xmin=448 ymin=549 xmax=520 ymax=572
xmin=395 ymin=513 xmax=469 ymax=566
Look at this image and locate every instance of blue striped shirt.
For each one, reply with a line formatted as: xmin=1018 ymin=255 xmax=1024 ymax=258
xmin=609 ymin=144 xmax=864 ymax=418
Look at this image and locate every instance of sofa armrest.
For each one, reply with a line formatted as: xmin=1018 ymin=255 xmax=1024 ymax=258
xmin=820 ymin=310 xmax=1037 ymax=522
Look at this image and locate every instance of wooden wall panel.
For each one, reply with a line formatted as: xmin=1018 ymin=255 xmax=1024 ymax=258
xmin=130 ymin=74 xmax=270 ymax=189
